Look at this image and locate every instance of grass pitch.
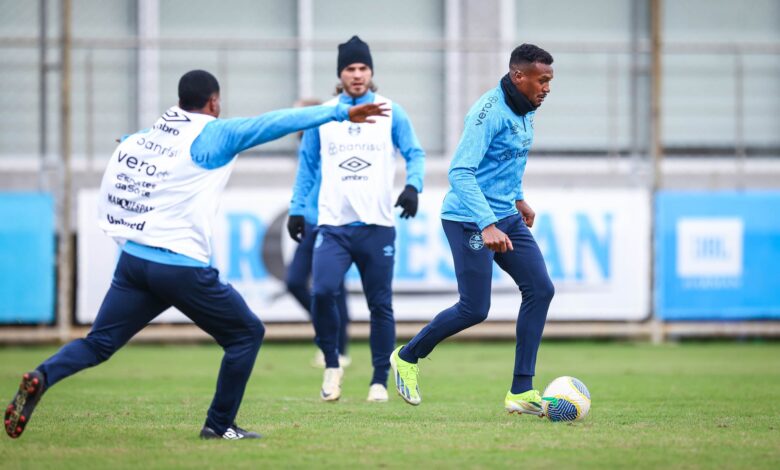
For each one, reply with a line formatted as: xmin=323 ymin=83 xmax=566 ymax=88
xmin=0 ymin=341 xmax=778 ymax=469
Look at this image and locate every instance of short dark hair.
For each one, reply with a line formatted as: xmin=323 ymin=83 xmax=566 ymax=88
xmin=178 ymin=70 xmax=220 ymax=111
xmin=509 ymin=43 xmax=553 ymax=69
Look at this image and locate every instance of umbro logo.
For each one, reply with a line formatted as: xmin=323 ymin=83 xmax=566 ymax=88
xmin=338 ymin=156 xmax=371 ymax=173
xmin=161 ymin=110 xmax=191 ymax=122
xmin=348 ymin=123 xmax=361 ymax=136
xmin=222 ymin=428 xmax=244 ymax=440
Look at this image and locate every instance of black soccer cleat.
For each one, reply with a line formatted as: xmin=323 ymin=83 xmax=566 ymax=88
xmin=199 ymin=424 xmax=262 ymax=440
xmin=5 ymin=370 xmax=46 ymax=439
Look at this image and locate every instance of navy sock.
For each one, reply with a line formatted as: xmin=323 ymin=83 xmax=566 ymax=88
xmin=510 ymin=375 xmax=533 ymax=394
xmin=398 ymin=345 xmax=418 ymax=364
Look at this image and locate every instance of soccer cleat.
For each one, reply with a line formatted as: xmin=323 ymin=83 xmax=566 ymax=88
xmin=311 ymin=350 xmax=352 ymax=369
xmin=504 ymin=389 xmax=544 ymax=417
xmin=4 ymin=370 xmax=46 ymax=439
xmin=390 ymin=346 xmax=421 ymax=406
xmin=200 ymin=424 xmax=262 ymax=440
xmin=338 ymin=355 xmax=352 ymax=368
xmin=320 ymin=367 xmax=343 ymax=401
xmin=366 ymin=383 xmax=388 ymax=402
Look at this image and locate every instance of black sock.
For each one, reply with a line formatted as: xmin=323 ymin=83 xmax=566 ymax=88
xmin=510 ymin=375 xmax=533 ymax=394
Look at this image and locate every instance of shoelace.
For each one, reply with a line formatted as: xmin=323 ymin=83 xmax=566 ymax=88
xmin=400 ymin=364 xmax=420 ymax=393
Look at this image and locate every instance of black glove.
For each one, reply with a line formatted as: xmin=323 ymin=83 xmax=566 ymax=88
xmin=287 ymin=215 xmax=306 ymax=242
xmin=394 ymin=185 xmax=419 ymax=219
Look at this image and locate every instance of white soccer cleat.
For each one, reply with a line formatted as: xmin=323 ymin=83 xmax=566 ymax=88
xmin=366 ymin=383 xmax=388 ymax=402
xmin=320 ymin=367 xmax=343 ymax=401
xmin=339 ymin=355 xmax=352 ymax=368
xmin=311 ymin=350 xmax=352 ymax=369
xmin=311 ymin=349 xmax=326 ymax=368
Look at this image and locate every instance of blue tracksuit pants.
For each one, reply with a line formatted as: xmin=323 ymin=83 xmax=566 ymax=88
xmin=285 ymin=222 xmax=350 ymax=355
xmin=311 ymin=224 xmax=395 ymax=386
xmin=36 ymin=252 xmax=265 ymax=435
xmin=401 ymin=214 xmax=553 ymax=379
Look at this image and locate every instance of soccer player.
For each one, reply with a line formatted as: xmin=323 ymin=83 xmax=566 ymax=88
xmin=390 ymin=44 xmax=555 ymax=416
xmin=3 ymin=70 xmax=387 ymax=440
xmin=285 ymin=99 xmax=352 ymax=369
xmin=292 ymin=36 xmax=425 ymax=402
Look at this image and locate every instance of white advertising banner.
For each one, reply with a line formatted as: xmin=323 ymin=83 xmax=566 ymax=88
xmin=77 ymin=188 xmax=650 ymax=323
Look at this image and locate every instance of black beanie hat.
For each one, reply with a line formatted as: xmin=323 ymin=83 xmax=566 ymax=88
xmin=337 ymin=36 xmax=373 ymax=77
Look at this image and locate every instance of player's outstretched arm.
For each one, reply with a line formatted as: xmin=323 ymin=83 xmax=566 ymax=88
xmin=192 ymin=103 xmax=390 ymax=169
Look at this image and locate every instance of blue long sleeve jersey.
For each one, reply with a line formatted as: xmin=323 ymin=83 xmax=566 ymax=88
xmin=441 ymin=82 xmax=536 ymax=230
xmin=288 ymin=90 xmax=426 ymax=226
xmin=121 ymin=103 xmax=351 ymax=266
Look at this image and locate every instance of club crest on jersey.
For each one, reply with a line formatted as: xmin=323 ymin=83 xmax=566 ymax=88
xmin=469 ymin=233 xmax=484 ymax=250
xmin=383 ymin=245 xmax=394 ymax=257
xmin=348 ymin=123 xmax=361 ymax=136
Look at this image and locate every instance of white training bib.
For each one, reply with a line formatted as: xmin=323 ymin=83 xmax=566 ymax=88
xmin=317 ymin=94 xmax=396 ymax=227
xmin=98 ymin=106 xmax=234 ymax=263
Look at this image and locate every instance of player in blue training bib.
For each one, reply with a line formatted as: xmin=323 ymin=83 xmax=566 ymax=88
xmin=390 ymin=44 xmax=556 ymax=416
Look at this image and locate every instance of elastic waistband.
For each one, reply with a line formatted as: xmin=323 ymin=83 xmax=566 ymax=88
xmin=123 ymin=241 xmax=209 ymax=268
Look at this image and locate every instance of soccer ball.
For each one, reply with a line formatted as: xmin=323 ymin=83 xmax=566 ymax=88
xmin=542 ymin=376 xmax=591 ymax=422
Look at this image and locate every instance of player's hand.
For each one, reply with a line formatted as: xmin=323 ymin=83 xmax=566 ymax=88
xmin=516 ymin=199 xmax=536 ymax=227
xmin=287 ymin=215 xmax=305 ymax=243
xmin=394 ymin=185 xmax=419 ymax=219
xmin=348 ymin=102 xmax=390 ymax=123
xmin=482 ymin=224 xmax=513 ymax=253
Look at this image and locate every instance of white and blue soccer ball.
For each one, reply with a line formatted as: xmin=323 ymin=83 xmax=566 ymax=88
xmin=542 ymin=376 xmax=591 ymax=422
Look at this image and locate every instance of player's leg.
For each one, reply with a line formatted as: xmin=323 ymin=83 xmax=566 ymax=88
xmin=311 ymin=226 xmax=353 ymax=400
xmin=6 ymin=253 xmax=169 ymax=438
xmin=352 ymin=226 xmax=395 ymax=402
xmin=391 ymin=220 xmax=494 ymax=405
xmin=336 ymin=279 xmax=351 ymax=365
xmin=147 ymin=263 xmax=264 ymax=439
xmin=285 ymin=222 xmax=317 ymax=315
xmin=493 ymin=214 xmax=554 ymax=416
xmin=283 ymin=223 xmax=329 ymax=367
xmin=400 ymin=220 xmax=494 ymax=360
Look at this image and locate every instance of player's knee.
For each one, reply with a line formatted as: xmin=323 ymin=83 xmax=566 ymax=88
xmin=285 ymin=277 xmax=308 ymax=296
xmin=368 ymin=303 xmax=393 ymax=321
xmin=537 ymin=277 xmax=555 ymax=304
xmin=252 ymin=322 xmax=266 ymax=344
xmin=460 ymin=299 xmax=490 ymax=325
xmin=470 ymin=309 xmax=490 ymax=324
xmin=312 ymin=284 xmax=340 ymax=299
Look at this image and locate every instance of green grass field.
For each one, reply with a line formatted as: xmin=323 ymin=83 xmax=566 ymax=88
xmin=0 ymin=341 xmax=778 ymax=469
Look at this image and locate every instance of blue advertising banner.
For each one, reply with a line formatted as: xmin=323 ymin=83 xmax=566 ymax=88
xmin=0 ymin=193 xmax=55 ymax=324
xmin=656 ymin=191 xmax=780 ymax=320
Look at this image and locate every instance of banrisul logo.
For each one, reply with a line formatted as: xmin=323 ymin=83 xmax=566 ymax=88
xmin=469 ymin=233 xmax=484 ymax=250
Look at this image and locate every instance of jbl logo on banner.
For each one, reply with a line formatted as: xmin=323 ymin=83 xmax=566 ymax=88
xmin=676 ymin=218 xmax=743 ymax=278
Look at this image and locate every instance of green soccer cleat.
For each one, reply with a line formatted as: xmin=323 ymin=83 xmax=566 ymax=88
xmin=390 ymin=346 xmax=421 ymax=406
xmin=504 ymin=389 xmax=544 ymax=417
